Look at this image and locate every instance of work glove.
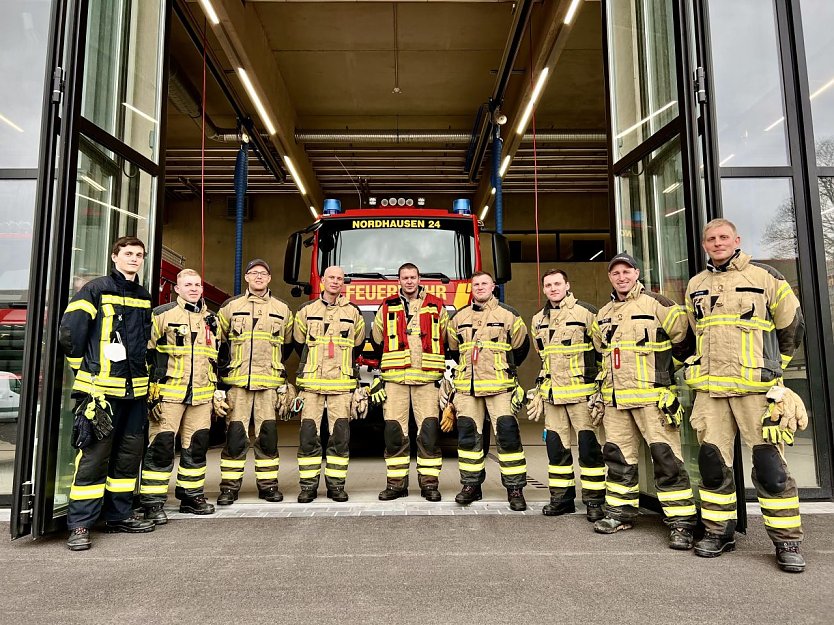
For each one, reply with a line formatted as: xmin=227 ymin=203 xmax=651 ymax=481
xmin=762 ymin=385 xmax=809 ymax=446
xmin=275 ymin=383 xmax=297 ymax=421
xmin=147 ymin=382 xmax=164 ymax=422
xmin=369 ymin=377 xmax=386 ymax=406
xmin=438 ymin=377 xmax=455 ymax=411
xmin=72 ymin=392 xmax=114 ymax=449
xmin=440 ymin=396 xmax=457 ymax=433
xmin=587 ymin=391 xmax=605 ymax=427
xmin=657 ymin=388 xmax=684 ymax=429
xmin=526 ymin=388 xmax=544 ymax=422
xmin=350 ymin=386 xmax=369 ymax=420
xmin=510 ymin=383 xmax=525 ymax=416
xmin=290 ymin=394 xmax=305 ymax=416
xmin=212 ymin=390 xmax=229 ymax=419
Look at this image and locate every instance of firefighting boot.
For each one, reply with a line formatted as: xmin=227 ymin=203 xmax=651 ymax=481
xmin=180 ymin=495 xmax=216 ymax=515
xmin=454 ymin=484 xmax=482 ymax=505
xmin=258 ymin=487 xmax=284 ymax=503
xmin=421 ymin=487 xmax=442 ymax=502
xmin=593 ymin=516 xmax=634 ymax=534
xmin=104 ymin=514 xmax=155 ymax=534
xmin=217 ymin=489 xmax=238 ymax=506
xmin=775 ymin=542 xmax=806 ymax=573
xmin=669 ymin=528 xmax=694 ymax=551
xmin=327 ymin=488 xmax=349 ymax=502
xmin=67 ymin=527 xmax=91 ymax=551
xmin=143 ymin=503 xmax=168 ymax=525
xmin=507 ymin=488 xmax=527 ymax=512
xmin=693 ymin=532 xmax=736 ymax=558
xmin=585 ymin=503 xmax=605 ymax=522
xmin=297 ymin=489 xmax=318 ymax=503
xmin=379 ymin=487 xmax=409 ymax=501
xmin=542 ymin=499 xmax=576 ymax=517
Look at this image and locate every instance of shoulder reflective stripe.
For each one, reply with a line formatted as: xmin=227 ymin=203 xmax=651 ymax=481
xmin=701 ymin=509 xmax=738 ymax=522
xmin=661 ymin=306 xmax=685 ymax=332
xmin=758 ymin=496 xmax=800 ymax=510
xmin=763 ymin=515 xmax=802 ymax=528
xmin=65 ymin=299 xmax=97 ymax=318
xmin=770 ymin=283 xmax=793 ymax=311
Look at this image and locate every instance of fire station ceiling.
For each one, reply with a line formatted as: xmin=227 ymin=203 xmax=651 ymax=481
xmin=165 ymin=0 xmax=607 ymax=203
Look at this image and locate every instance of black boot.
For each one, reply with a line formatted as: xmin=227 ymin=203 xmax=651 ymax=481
xmin=775 ymin=542 xmax=806 ymax=573
xmin=421 ymin=487 xmax=442 ymax=502
xmin=104 ymin=514 xmax=155 ymax=534
xmin=507 ymin=488 xmax=527 ymax=512
xmin=67 ymin=527 xmax=91 ymax=551
xmin=585 ymin=503 xmax=604 ymax=522
xmin=217 ymin=489 xmax=237 ymax=506
xmin=669 ymin=528 xmax=694 ymax=551
xmin=143 ymin=504 xmax=168 ymax=525
xmin=542 ymin=499 xmax=575 ymax=517
xmin=327 ymin=488 xmax=349 ymax=502
xmin=378 ymin=487 xmax=408 ymax=501
xmin=180 ymin=495 xmax=216 ymax=515
xmin=455 ymin=484 xmax=482 ymax=505
xmin=693 ymin=532 xmax=736 ymax=558
xmin=258 ymin=487 xmax=284 ymax=503
xmin=298 ymin=489 xmax=318 ymax=503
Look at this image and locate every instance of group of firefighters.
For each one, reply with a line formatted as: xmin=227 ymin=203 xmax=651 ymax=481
xmin=58 ymin=217 xmax=808 ymax=574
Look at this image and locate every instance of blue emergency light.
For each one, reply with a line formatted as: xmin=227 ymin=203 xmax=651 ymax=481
xmin=452 ymin=198 xmax=471 ymax=215
xmin=323 ymin=198 xmax=342 ymax=215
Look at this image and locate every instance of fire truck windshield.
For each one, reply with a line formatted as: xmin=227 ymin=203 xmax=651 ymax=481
xmin=317 ymin=218 xmax=475 ymax=280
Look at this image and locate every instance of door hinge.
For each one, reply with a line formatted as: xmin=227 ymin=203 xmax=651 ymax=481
xmin=18 ymin=480 xmax=34 ymax=526
xmin=51 ymin=66 xmax=64 ymax=104
xmin=694 ymin=67 xmax=707 ymax=103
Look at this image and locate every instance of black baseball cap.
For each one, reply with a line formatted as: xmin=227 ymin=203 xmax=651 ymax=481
xmin=607 ymin=252 xmax=639 ymax=271
xmin=246 ymin=259 xmax=271 ymax=274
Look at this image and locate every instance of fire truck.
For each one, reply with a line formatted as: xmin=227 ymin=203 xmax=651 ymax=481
xmin=283 ymin=197 xmax=511 ymax=451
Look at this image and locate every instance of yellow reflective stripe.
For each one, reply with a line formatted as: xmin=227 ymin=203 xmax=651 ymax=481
xmin=780 ymin=354 xmax=792 ymax=370
xmin=606 ymin=482 xmax=639 ymax=495
xmin=139 ymin=485 xmax=169 ymax=495
xmin=176 ymin=479 xmax=205 ymax=488
xmin=142 ymin=470 xmax=171 ymax=481
xmin=326 ymin=456 xmax=350 ymax=466
xmin=500 ymin=465 xmax=527 ymax=475
xmin=499 ymin=452 xmax=525 ymax=463
xmin=580 ymin=481 xmax=607 ymax=490
xmin=324 ymin=468 xmax=348 ymax=478
xmin=549 ymin=478 xmax=576 ymax=488
xmin=699 ymin=490 xmax=737 ymax=505
xmin=385 ymin=457 xmax=410 ymax=467
xmin=105 ymin=477 xmax=136 ymax=493
xmin=763 ymin=515 xmax=802 ymax=529
xmin=220 ymin=471 xmax=244 ymax=480
xmin=417 ymin=467 xmax=441 ymax=477
xmin=254 ymin=471 xmax=279 ymax=480
xmin=177 ymin=466 xmax=207 ymax=477
xmin=758 ymin=497 xmax=800 ymax=510
xmin=606 ymin=495 xmax=637 ymax=507
xmin=701 ymin=509 xmax=738 ymax=522
xmin=66 ymin=356 xmax=82 ymax=370
xmin=387 ymin=468 xmax=410 ymax=478
xmin=220 ymin=459 xmax=247 ymax=468
xmin=580 ymin=466 xmax=606 ymax=477
xmin=298 ymin=457 xmax=322 ymax=466
xmin=417 ymin=457 xmax=443 ymax=467
xmin=299 ymin=469 xmax=320 ymax=479
xmin=458 ymin=449 xmax=484 ymax=460
xmin=548 ymin=464 xmax=574 ymax=475
xmin=100 ymin=294 xmax=151 ymax=308
xmin=656 ymin=489 xmax=694 ymax=502
xmin=69 ymin=483 xmax=106 ymax=500
xmin=663 ymin=505 xmax=697 ymax=517
xmin=542 ymin=343 xmax=592 ymax=355
xmin=459 ymin=461 xmax=485 ymax=472
xmin=661 ymin=306 xmax=685 ymax=333
xmin=771 ymin=283 xmax=793 ymax=311
xmin=255 ymin=458 xmax=280 ymax=468
xmin=65 ymin=299 xmax=97 ymax=318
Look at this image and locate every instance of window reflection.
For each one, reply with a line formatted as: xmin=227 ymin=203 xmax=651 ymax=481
xmin=799 ymin=0 xmax=834 ymax=165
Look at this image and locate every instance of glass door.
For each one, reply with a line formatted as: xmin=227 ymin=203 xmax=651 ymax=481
xmin=11 ymin=0 xmax=169 ymax=539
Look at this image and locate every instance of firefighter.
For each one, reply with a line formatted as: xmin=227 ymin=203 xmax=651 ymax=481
xmin=447 ymin=271 xmax=530 ymax=511
xmin=528 ymin=269 xmax=605 ymax=520
xmin=139 ymin=269 xmax=219 ymax=524
xmin=59 ymin=236 xmax=155 ymax=551
xmin=685 ymin=219 xmax=806 ymax=573
xmin=215 ymin=259 xmax=294 ymax=506
xmin=590 ymin=252 xmax=697 ymax=550
xmin=370 ymin=263 xmax=449 ymax=501
xmin=293 ymin=265 xmax=365 ymax=503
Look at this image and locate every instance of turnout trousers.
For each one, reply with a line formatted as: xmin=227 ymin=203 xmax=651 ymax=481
xmin=297 ymin=391 xmax=351 ymax=491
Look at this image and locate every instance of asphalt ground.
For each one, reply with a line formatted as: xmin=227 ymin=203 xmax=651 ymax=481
xmin=2 ymin=512 xmax=833 ymax=625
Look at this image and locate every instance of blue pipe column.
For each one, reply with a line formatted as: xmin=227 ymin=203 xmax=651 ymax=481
xmin=233 ymin=142 xmax=248 ymax=295
xmin=491 ymin=125 xmax=505 ymax=302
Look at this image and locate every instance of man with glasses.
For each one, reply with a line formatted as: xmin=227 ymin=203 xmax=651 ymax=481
xmin=215 ymin=259 xmax=294 ymax=506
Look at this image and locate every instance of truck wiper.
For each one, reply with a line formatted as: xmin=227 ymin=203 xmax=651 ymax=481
xmin=344 ymin=272 xmax=389 ymax=281
xmin=421 ymin=272 xmax=451 ymax=284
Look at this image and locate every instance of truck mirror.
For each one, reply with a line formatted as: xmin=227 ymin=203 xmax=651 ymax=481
xmin=284 ymin=231 xmax=302 ymax=285
xmin=492 ymin=233 xmax=512 ymax=284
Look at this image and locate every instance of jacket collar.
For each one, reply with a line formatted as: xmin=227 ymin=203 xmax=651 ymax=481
xmin=472 ymin=294 xmax=497 ymax=312
xmin=246 ymin=289 xmax=270 ymax=302
xmin=707 ymin=249 xmax=749 ymax=273
xmin=399 ymin=285 xmax=424 ymax=307
xmin=177 ymin=296 xmax=203 ymax=313
xmin=611 ymin=280 xmax=644 ymax=303
xmin=321 ymin=293 xmax=348 ymax=307
xmin=110 ymin=268 xmax=139 ymax=289
xmin=545 ymin=292 xmax=575 ymax=312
